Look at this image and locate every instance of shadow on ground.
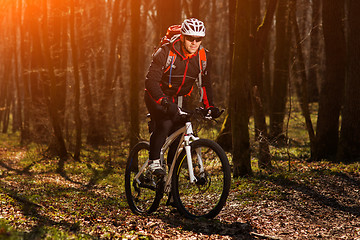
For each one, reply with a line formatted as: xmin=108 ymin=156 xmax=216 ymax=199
xmin=156 ymin=209 xmax=255 ymax=239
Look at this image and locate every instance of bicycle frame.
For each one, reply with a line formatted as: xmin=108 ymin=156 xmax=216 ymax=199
xmin=126 ymin=107 xmax=229 ymax=219
xmin=161 ymin=121 xmax=199 ymax=193
xmin=134 ymin=120 xmax=201 ymax=194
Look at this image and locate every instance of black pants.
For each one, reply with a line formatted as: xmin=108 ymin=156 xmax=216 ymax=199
xmin=144 ymin=92 xmax=183 ymax=165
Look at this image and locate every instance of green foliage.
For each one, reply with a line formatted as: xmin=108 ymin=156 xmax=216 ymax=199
xmin=0 ymin=219 xmax=23 ymax=240
xmin=0 ymin=102 xmax=359 ymax=238
xmin=0 ymin=139 xmax=130 ymax=239
xmin=0 ymin=133 xmax=21 ymax=149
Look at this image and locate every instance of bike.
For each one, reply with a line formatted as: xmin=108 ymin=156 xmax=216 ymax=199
xmin=125 ymin=108 xmax=231 ymax=219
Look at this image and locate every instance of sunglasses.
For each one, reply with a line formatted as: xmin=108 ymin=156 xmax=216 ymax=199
xmin=185 ymin=36 xmax=203 ymax=42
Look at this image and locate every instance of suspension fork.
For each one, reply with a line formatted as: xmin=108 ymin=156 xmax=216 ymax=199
xmin=184 ymin=122 xmax=199 ymax=183
xmin=186 ymin=139 xmax=205 ymax=183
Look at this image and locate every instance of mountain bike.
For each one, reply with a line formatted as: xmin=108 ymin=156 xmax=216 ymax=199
xmin=125 ymin=108 xmax=231 ymax=219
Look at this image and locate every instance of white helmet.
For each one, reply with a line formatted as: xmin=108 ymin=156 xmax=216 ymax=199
xmin=181 ymin=18 xmax=206 ymax=37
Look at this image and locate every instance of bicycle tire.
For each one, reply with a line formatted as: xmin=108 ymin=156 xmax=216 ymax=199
xmin=125 ymin=141 xmax=163 ymax=215
xmin=172 ymin=139 xmax=231 ymax=219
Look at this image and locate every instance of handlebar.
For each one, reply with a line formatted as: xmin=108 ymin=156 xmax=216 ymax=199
xmin=146 ymin=107 xmax=224 ymax=135
xmin=178 ymin=107 xmax=224 ymax=122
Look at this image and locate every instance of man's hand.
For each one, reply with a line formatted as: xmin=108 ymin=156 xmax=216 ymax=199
xmin=161 ymin=97 xmax=178 ymax=118
xmin=199 ymin=107 xmax=223 ymax=119
xmin=208 ymin=107 xmax=222 ymax=119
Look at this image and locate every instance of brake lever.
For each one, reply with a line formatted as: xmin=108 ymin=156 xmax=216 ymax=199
xmin=178 ymin=108 xmax=189 ymax=116
xmin=205 ymin=109 xmax=225 ymax=121
xmin=204 ymin=114 xmax=213 ymax=121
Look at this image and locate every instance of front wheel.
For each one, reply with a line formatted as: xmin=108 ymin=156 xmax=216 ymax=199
xmin=125 ymin=141 xmax=163 ymax=215
xmin=172 ymin=139 xmax=231 ymax=219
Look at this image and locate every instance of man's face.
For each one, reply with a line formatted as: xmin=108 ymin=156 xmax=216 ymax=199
xmin=182 ymin=35 xmax=203 ymax=54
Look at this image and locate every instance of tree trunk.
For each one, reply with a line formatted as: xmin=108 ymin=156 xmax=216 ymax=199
xmin=230 ymin=0 xmax=252 ymax=177
xmin=156 ymin=0 xmax=181 ymax=37
xmin=94 ymin=0 xmax=121 ymax=145
xmin=12 ymin=1 xmax=23 ymax=133
xmin=249 ymin=0 xmax=278 ymax=168
xmin=49 ymin=0 xmax=67 ymax=126
xmin=84 ymin=0 xmax=107 ymax=145
xmin=337 ymin=0 xmax=360 ymax=162
xmin=2 ymin=79 xmax=12 ymax=134
xmin=40 ymin=0 xmax=68 ymax=171
xmin=20 ymin=0 xmax=31 ymax=143
xmin=26 ymin=1 xmax=48 ymax=141
xmin=77 ymin=2 xmax=97 ymax=145
xmin=115 ymin=35 xmax=128 ymax=125
xmin=70 ymin=0 xmax=82 ymax=161
xmin=45 ymin=0 xmax=69 ymax=154
xmin=216 ymin=114 xmax=232 ymax=152
xmin=130 ymin=0 xmax=140 ymax=149
xmin=216 ymin=0 xmax=237 ymax=151
xmin=270 ymin=0 xmax=291 ymax=144
xmin=314 ymin=0 xmax=345 ymax=161
xmin=307 ymin=0 xmax=321 ymax=103
xmin=0 ymin=42 xmax=12 ymax=134
xmin=290 ymin=0 xmax=316 ymax=158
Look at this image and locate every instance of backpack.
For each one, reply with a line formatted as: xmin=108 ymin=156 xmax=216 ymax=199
xmin=158 ymin=25 xmax=208 ymax=105
xmin=161 ymin=25 xmax=182 ymax=46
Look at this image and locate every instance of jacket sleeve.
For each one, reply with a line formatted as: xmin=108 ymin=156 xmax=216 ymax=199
xmin=145 ymin=47 xmax=168 ymax=104
xmin=201 ymin=51 xmax=214 ymax=108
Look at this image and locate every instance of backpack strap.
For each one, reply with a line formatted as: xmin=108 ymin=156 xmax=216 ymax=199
xmin=164 ymin=50 xmax=176 ymax=72
xmin=164 ymin=50 xmax=177 ymax=88
xmin=198 ymin=46 xmax=207 ymax=74
xmin=196 ymin=47 xmax=207 ymax=102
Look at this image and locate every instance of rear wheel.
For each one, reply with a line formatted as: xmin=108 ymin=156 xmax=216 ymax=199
xmin=172 ymin=139 xmax=231 ymax=219
xmin=125 ymin=141 xmax=163 ymax=214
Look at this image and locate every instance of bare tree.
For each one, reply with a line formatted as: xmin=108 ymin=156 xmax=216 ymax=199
xmin=230 ymin=0 xmax=252 ymax=177
xmin=25 ymin=1 xmax=48 ymax=141
xmin=156 ymin=0 xmax=181 ymax=37
xmin=337 ymin=0 xmax=360 ymax=162
xmin=314 ymin=0 xmax=346 ymax=161
xmin=12 ymin=1 xmax=23 ymax=133
xmin=249 ymin=0 xmax=278 ymax=168
xmin=0 ymin=8 xmax=13 ymax=134
xmin=39 ymin=0 xmax=68 ymax=171
xmin=290 ymin=0 xmax=315 ymax=157
xmin=216 ymin=0 xmax=237 ymax=152
xmin=95 ymin=0 xmax=122 ymax=144
xmin=270 ymin=0 xmax=291 ymax=144
xmin=129 ymin=0 xmax=141 ymax=148
xmin=70 ymin=0 xmax=82 ymax=160
xmin=307 ymin=0 xmax=321 ymax=102
xmin=49 ymin=0 xmax=68 ymax=126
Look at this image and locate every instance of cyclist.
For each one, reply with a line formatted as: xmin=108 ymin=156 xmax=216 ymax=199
xmin=144 ymin=18 xmax=221 ymax=176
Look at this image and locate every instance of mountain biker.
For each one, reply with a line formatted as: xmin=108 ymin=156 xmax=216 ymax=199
xmin=144 ymin=18 xmax=221 ymax=176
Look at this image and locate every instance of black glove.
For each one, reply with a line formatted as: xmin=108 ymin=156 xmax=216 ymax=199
xmin=161 ymin=97 xmax=178 ymax=118
xmin=208 ymin=107 xmax=222 ymax=119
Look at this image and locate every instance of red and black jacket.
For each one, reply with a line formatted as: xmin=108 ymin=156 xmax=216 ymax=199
xmin=145 ymin=38 xmax=214 ymax=109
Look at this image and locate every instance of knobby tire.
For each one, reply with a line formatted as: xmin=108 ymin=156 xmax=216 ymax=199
xmin=125 ymin=141 xmax=163 ymax=215
xmin=172 ymin=139 xmax=231 ymax=219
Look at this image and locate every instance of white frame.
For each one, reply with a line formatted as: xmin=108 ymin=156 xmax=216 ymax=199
xmin=134 ymin=117 xmax=202 ymax=194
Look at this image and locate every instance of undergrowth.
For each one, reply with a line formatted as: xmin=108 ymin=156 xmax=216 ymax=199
xmin=0 ymin=102 xmax=359 ymax=239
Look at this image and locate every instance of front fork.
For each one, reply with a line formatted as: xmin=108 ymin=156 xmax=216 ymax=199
xmin=185 ymin=143 xmax=205 ymax=183
xmin=184 ymin=122 xmax=204 ymax=183
xmin=184 ymin=144 xmax=196 ymax=183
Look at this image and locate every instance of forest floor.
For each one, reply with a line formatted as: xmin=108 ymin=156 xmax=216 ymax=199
xmin=0 ymin=134 xmax=360 ymax=240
